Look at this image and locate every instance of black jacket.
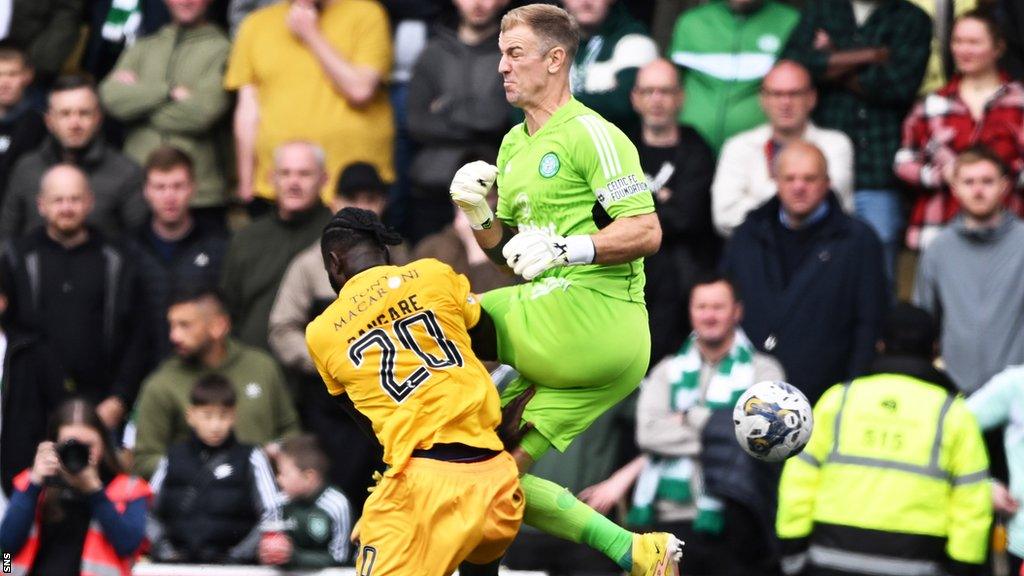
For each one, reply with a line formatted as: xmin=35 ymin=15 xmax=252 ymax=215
xmin=1 ymin=227 xmax=150 ymax=407
xmin=9 ymin=0 xmax=83 ymax=80
xmin=154 ymin=434 xmax=263 ymax=562
xmin=702 ymin=408 xmax=783 ymax=566
xmin=721 ymin=194 xmax=888 ymax=404
xmin=0 ymin=330 xmax=67 ymax=497
xmin=1003 ymin=0 xmax=1024 ymax=82
xmin=82 ymin=0 xmax=170 ymax=80
xmin=128 ymin=218 xmax=228 ymax=360
xmin=0 ymin=136 xmax=146 ymax=240
xmin=637 ymin=126 xmax=722 ymax=364
xmin=0 ymin=101 xmax=45 ymax=196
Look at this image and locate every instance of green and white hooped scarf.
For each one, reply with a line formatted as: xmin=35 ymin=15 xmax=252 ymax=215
xmin=102 ymin=0 xmax=143 ymax=44
xmin=628 ymin=330 xmax=756 ymax=531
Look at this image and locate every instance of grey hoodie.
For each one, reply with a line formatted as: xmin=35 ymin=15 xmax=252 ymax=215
xmin=913 ymin=212 xmax=1024 ymax=393
xmin=406 ymin=25 xmax=512 ymax=196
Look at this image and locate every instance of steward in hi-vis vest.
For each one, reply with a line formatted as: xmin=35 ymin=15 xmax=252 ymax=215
xmin=777 ymin=303 xmax=991 ymax=576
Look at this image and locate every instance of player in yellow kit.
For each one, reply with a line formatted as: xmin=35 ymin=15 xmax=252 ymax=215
xmin=305 ymin=208 xmax=524 ymax=576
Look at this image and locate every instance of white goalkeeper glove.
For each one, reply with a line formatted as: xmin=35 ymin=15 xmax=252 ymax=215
xmin=449 ymin=161 xmax=498 ymax=230
xmin=502 ymin=228 xmax=595 ymax=281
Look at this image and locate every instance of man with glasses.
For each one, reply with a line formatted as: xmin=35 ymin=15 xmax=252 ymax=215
xmin=711 ymin=60 xmax=854 ymax=238
xmin=630 ymin=58 xmax=720 ymax=365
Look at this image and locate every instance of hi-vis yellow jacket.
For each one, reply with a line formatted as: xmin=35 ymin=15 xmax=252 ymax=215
xmin=777 ymin=358 xmax=992 ymax=576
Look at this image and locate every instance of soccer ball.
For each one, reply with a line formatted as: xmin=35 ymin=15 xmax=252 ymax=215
xmin=733 ymin=381 xmax=813 ymax=463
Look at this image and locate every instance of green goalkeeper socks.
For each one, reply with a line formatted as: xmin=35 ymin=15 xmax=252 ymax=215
xmin=519 ymin=474 xmax=634 ymax=570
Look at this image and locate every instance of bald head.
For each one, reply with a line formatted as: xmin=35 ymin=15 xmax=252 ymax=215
xmin=41 ymin=163 xmax=90 ymax=198
xmin=38 ymin=164 xmax=93 ymax=237
xmin=775 ymin=141 xmax=831 ymax=226
xmin=761 ymin=60 xmax=816 ymax=136
xmin=764 ymin=60 xmax=812 ymax=89
xmin=637 ymin=58 xmax=679 ymax=87
xmin=777 ymin=141 xmax=828 ymax=175
xmin=632 ymin=58 xmax=683 ymax=132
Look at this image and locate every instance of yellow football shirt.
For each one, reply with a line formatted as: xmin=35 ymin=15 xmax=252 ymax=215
xmin=224 ymin=0 xmax=395 ymax=202
xmin=306 ymin=259 xmax=504 ymax=474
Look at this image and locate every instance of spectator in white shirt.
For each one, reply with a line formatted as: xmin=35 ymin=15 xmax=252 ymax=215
xmin=711 ymin=60 xmax=854 ymax=237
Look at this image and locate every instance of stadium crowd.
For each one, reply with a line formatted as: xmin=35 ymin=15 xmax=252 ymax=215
xmin=0 ymin=0 xmax=1021 ymax=574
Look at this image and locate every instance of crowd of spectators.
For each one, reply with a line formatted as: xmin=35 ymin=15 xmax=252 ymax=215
xmin=0 ymin=0 xmax=1022 ymax=574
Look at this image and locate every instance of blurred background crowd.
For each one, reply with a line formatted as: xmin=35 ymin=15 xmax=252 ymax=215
xmin=0 ymin=0 xmax=1022 ymax=574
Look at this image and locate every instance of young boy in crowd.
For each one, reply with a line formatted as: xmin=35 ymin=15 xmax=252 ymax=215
xmin=260 ymin=434 xmax=352 ymax=567
xmin=148 ymin=374 xmax=281 ymax=563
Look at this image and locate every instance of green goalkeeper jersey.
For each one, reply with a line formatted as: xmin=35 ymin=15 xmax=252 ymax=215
xmin=495 ymin=98 xmax=655 ymax=304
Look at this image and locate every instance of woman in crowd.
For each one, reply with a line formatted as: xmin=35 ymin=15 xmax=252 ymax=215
xmin=896 ymin=9 xmax=1024 ymax=250
xmin=0 ymin=399 xmax=151 ymax=576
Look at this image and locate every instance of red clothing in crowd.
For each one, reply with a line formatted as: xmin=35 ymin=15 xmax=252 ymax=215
xmin=9 ymin=470 xmax=152 ymax=576
xmin=895 ymin=74 xmax=1024 ymax=249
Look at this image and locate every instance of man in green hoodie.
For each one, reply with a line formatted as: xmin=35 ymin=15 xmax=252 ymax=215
xmin=99 ymin=0 xmax=231 ymax=226
xmin=669 ymin=0 xmax=799 ymax=152
xmin=132 ymin=286 xmax=301 ymax=479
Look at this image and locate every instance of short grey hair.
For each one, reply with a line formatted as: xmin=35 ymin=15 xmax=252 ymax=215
xmin=273 ymin=141 xmax=326 ymax=171
xmin=501 ymin=4 xmax=580 ymax=61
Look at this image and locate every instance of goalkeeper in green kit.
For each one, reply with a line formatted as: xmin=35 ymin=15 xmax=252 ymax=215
xmin=449 ymin=4 xmax=682 ymax=575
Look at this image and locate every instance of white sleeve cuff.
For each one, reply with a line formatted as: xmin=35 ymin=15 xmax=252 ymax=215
xmin=564 ymin=235 xmax=595 ymax=265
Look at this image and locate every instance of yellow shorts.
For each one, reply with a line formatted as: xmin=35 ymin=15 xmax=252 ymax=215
xmin=355 ymin=452 xmax=524 ymax=575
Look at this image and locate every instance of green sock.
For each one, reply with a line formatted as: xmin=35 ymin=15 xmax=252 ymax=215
xmin=520 ymin=474 xmax=634 ymax=570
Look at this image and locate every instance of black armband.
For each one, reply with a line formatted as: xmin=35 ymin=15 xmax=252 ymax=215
xmin=483 ymin=224 xmax=515 ymax=266
xmin=468 ymin=309 xmax=498 ymax=361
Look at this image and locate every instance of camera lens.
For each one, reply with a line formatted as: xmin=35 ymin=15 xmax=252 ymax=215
xmin=57 ymin=439 xmax=90 ymax=475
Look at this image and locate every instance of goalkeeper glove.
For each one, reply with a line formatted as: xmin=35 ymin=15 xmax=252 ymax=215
xmin=449 ymin=161 xmax=498 ymax=230
xmin=502 ymin=228 xmax=595 ymax=281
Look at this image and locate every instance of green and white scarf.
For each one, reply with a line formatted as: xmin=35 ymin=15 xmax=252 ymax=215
xmin=628 ymin=329 xmax=756 ymax=531
xmin=102 ymin=0 xmax=143 ymax=44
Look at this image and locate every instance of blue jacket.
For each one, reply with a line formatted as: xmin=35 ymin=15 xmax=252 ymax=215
xmin=721 ymin=194 xmax=887 ymax=403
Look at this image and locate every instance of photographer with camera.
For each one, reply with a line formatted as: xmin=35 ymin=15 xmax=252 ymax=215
xmin=0 ymin=398 xmax=151 ymax=576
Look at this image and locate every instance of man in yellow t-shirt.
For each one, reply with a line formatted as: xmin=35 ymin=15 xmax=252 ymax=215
xmin=306 ymin=208 xmax=523 ymax=575
xmin=224 ymin=0 xmax=395 ymax=206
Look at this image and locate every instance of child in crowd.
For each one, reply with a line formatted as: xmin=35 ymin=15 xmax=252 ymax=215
xmin=260 ymin=434 xmax=352 ymax=567
xmin=148 ymin=374 xmax=280 ymax=563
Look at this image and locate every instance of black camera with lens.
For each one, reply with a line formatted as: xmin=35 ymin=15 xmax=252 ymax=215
xmin=56 ymin=439 xmax=90 ymax=474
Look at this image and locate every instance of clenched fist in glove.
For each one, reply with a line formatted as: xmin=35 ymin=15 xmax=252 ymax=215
xmin=502 ymin=228 xmax=595 ymax=280
xmin=449 ymin=161 xmax=498 ymax=230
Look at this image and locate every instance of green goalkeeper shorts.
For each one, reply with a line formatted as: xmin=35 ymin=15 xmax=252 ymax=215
xmin=481 ymin=278 xmax=650 ymax=452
